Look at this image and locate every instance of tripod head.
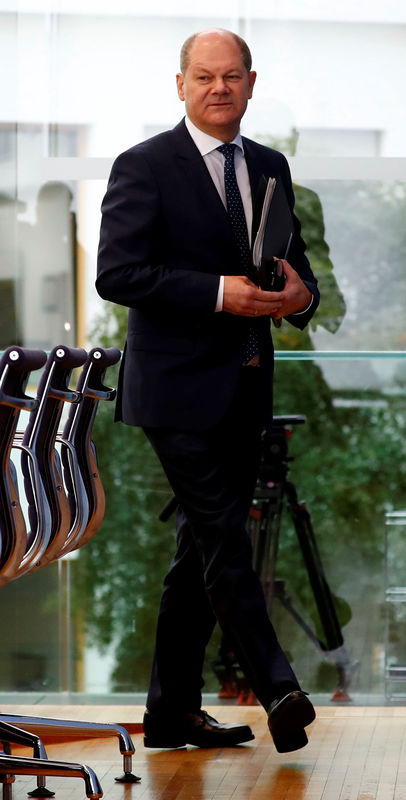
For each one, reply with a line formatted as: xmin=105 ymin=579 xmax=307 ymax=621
xmin=255 ymin=415 xmax=306 ymax=494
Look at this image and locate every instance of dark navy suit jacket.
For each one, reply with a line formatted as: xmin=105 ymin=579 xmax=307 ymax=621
xmin=96 ymin=119 xmax=319 ymax=430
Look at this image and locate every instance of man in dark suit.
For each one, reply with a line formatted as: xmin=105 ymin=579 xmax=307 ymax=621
xmin=97 ymin=28 xmax=319 ymax=753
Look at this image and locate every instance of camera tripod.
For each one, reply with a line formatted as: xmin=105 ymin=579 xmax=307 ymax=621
xmin=212 ymin=415 xmax=357 ymax=703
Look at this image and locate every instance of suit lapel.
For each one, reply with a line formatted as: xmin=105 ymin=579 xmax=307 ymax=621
xmin=171 ymin=120 xmax=231 ymax=222
xmin=170 ymin=121 xmax=241 ymax=259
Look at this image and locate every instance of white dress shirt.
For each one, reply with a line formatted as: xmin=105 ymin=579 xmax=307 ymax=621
xmin=185 ymin=116 xmax=253 ymax=312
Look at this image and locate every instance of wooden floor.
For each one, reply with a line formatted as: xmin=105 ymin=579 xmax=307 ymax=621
xmin=3 ymin=704 xmax=406 ymax=800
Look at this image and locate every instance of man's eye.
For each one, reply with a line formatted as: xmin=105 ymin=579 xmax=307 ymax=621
xmin=227 ymin=74 xmax=240 ymax=81
xmin=197 ymin=75 xmax=210 ymax=82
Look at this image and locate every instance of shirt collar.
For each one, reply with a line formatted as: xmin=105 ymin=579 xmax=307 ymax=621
xmin=185 ymin=116 xmax=244 ymax=157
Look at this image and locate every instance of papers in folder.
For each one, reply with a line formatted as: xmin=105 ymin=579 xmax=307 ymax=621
xmin=252 ymin=177 xmax=294 ymax=289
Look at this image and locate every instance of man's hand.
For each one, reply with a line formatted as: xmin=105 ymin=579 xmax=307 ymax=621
xmin=273 ymin=261 xmax=312 ymax=319
xmin=223 ymin=275 xmax=283 ymax=317
xmin=223 ymin=263 xmax=312 ymax=318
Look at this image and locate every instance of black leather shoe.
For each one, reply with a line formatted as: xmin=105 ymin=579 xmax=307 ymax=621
xmin=267 ymin=691 xmax=315 ymax=753
xmin=143 ymin=709 xmax=255 ymax=749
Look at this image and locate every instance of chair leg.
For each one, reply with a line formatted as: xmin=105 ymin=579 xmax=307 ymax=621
xmin=0 ymin=772 xmax=14 ymax=800
xmin=0 ymin=722 xmax=54 ymax=797
xmin=0 ymin=754 xmax=103 ymax=800
xmin=27 ymin=775 xmax=55 ymax=797
xmin=0 ymin=716 xmax=140 ymax=783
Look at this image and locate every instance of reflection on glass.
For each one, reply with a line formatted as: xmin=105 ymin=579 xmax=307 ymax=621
xmin=271 ymin=356 xmax=406 ymax=696
xmin=308 ymin=180 xmax=406 ymax=352
xmin=0 ymin=194 xmax=23 ymax=347
xmin=0 ymin=564 xmax=61 ymax=692
xmin=274 ymin=180 xmax=347 ymax=351
xmin=29 ymin=354 xmax=401 ymax=698
xmin=17 ymin=181 xmax=77 ymax=350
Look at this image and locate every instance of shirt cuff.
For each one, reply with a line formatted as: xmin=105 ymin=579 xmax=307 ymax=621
xmin=291 ymin=294 xmax=314 ymax=316
xmin=215 ymin=276 xmax=224 ymax=312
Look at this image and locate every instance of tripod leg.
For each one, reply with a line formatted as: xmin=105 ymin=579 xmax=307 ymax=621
xmin=273 ymin=579 xmax=326 ymax=650
xmin=249 ymin=487 xmax=284 ymax=615
xmin=285 ymin=481 xmax=358 ymax=696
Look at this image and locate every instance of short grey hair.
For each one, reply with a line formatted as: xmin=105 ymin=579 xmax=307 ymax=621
xmin=180 ymin=29 xmax=252 ymax=74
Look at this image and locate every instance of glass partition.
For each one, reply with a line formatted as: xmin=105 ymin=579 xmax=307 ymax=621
xmin=0 ymin=1 xmax=405 ymax=703
xmin=1 ymin=352 xmax=405 ymax=700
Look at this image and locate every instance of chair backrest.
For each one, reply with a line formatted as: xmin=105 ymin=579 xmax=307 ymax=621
xmin=16 ymin=345 xmax=87 ymax=576
xmin=0 ymin=347 xmax=47 ymax=586
xmin=58 ymin=347 xmax=121 ymax=556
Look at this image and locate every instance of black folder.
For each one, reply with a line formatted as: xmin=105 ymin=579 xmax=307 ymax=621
xmin=252 ymin=176 xmax=294 ymax=291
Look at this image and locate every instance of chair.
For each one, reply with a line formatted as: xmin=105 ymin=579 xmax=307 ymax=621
xmin=15 ymin=345 xmax=87 ymax=576
xmin=10 ymin=345 xmax=121 ymax=570
xmin=57 ymin=346 xmax=121 ymax=556
xmin=0 ymin=715 xmax=106 ymax=800
xmin=0 ymin=345 xmax=140 ymax=795
xmin=0 ymin=347 xmax=104 ymax=798
xmin=0 ymin=714 xmax=138 ymax=786
xmin=0 ymin=347 xmax=47 ymax=587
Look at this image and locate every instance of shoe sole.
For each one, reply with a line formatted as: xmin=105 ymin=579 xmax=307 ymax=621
xmin=144 ymin=736 xmax=187 ymax=749
xmin=144 ymin=732 xmax=255 ymax=749
xmin=186 ymin=732 xmax=255 ymax=748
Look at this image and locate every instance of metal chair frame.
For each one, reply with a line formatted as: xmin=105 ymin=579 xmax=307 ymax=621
xmin=0 ymin=754 xmax=102 ymax=800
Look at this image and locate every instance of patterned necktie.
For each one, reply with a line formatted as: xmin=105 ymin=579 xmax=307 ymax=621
xmin=217 ymin=143 xmax=259 ymax=363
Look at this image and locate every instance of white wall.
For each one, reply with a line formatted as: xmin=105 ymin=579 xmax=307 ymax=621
xmin=5 ymin=12 xmax=406 ymax=156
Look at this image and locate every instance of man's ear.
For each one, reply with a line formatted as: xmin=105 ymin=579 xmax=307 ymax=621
xmin=248 ymin=70 xmax=257 ymax=99
xmin=176 ymin=73 xmax=185 ymax=101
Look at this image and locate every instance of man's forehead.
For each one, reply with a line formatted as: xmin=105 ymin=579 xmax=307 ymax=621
xmin=189 ymin=57 xmax=244 ymax=73
xmin=188 ymin=33 xmax=243 ymax=65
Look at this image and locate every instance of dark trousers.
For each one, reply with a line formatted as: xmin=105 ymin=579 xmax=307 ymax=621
xmin=143 ymin=369 xmax=299 ymax=715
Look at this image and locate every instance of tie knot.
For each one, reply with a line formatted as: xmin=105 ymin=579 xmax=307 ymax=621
xmin=217 ymin=143 xmax=236 ymax=161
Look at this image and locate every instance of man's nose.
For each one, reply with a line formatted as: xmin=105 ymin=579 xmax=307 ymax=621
xmin=212 ymin=77 xmax=229 ymax=93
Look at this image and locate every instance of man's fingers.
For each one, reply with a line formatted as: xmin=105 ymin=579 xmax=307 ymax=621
xmin=223 ymin=274 xmax=284 ymax=316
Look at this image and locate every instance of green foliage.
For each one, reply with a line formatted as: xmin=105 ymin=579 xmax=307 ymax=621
xmin=271 ymin=359 xmax=406 ymax=688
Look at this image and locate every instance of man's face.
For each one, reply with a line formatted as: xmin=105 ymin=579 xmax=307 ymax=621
xmin=176 ymin=32 xmax=256 ymax=141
